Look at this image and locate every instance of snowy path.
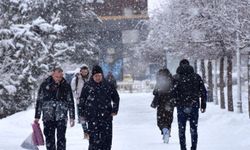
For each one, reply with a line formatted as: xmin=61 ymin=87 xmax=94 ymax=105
xmin=0 ymin=93 xmax=250 ymax=150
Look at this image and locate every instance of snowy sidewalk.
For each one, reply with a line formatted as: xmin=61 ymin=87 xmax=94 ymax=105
xmin=0 ymin=93 xmax=250 ymax=150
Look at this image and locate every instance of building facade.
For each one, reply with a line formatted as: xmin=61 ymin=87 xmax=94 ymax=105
xmin=83 ymin=0 xmax=149 ymax=80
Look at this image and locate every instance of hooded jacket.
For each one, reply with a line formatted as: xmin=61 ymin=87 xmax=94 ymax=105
xmin=174 ymin=65 xmax=207 ymax=109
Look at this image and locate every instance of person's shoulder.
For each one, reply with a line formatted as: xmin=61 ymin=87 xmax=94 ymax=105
xmin=41 ymin=76 xmax=51 ymax=85
xmin=85 ymin=80 xmax=91 ymax=85
xmin=74 ymin=73 xmax=80 ymax=80
xmin=83 ymin=80 xmax=92 ymax=88
xmin=104 ymin=79 xmax=116 ymax=89
xmin=62 ymin=78 xmax=71 ymax=87
xmin=194 ymin=73 xmax=202 ymax=79
xmin=40 ymin=81 xmax=47 ymax=88
xmin=173 ymin=74 xmax=180 ymax=81
xmin=71 ymin=75 xmax=77 ymax=81
xmin=103 ymin=79 xmax=110 ymax=85
xmin=38 ymin=76 xmax=51 ymax=90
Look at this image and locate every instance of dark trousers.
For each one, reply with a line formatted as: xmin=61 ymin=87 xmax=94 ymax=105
xmin=76 ymin=104 xmax=88 ymax=134
xmin=43 ymin=120 xmax=67 ymax=150
xmin=88 ymin=120 xmax=113 ymax=150
xmin=157 ymin=107 xmax=174 ymax=134
xmin=82 ymin=122 xmax=88 ymax=134
xmin=177 ymin=107 xmax=199 ymax=150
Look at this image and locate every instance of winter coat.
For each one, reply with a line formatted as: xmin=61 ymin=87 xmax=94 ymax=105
xmin=71 ymin=74 xmax=89 ymax=104
xmin=78 ymin=78 xmax=120 ymax=123
xmin=151 ymin=68 xmax=176 ymax=108
xmin=151 ymin=68 xmax=175 ymax=130
xmin=35 ymin=76 xmax=75 ymax=122
xmin=174 ymin=65 xmax=207 ymax=109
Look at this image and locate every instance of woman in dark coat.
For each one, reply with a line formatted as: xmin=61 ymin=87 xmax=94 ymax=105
xmin=151 ymin=68 xmax=175 ymax=143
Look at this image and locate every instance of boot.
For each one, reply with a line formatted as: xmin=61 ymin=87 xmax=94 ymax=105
xmin=162 ymin=128 xmax=169 ymax=143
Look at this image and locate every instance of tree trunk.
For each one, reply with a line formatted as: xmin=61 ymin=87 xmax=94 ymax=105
xmin=201 ymin=59 xmax=206 ymax=83
xmin=214 ymin=59 xmax=218 ymax=105
xmin=248 ymin=52 xmax=250 ymax=118
xmin=220 ymin=57 xmax=225 ymax=109
xmin=236 ymin=33 xmax=243 ymax=113
xmin=165 ymin=50 xmax=168 ymax=68
xmin=227 ymin=55 xmax=234 ymax=111
xmin=207 ymin=60 xmax=213 ymax=102
xmin=194 ymin=59 xmax=198 ymax=73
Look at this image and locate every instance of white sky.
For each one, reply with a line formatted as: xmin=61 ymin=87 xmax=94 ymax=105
xmin=148 ymin=0 xmax=170 ymax=16
xmin=148 ymin=0 xmax=168 ymax=11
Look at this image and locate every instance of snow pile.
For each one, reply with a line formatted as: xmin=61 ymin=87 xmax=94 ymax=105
xmin=1 ymin=93 xmax=249 ymax=150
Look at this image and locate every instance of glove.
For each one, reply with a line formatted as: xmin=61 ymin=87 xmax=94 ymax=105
xmin=200 ymin=108 xmax=206 ymax=113
xmin=70 ymin=119 xmax=75 ymax=127
xmin=151 ymin=102 xmax=157 ymax=109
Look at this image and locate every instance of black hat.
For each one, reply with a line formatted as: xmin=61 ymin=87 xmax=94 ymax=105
xmin=92 ymin=65 xmax=103 ymax=76
xmin=179 ymin=59 xmax=190 ymax=66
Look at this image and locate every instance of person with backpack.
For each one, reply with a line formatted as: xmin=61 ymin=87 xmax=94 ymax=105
xmin=174 ymin=59 xmax=207 ymax=150
xmin=151 ymin=68 xmax=175 ymax=143
xmin=71 ymin=64 xmax=90 ymax=139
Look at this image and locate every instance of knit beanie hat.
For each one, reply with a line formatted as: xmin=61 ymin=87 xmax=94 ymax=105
xmin=92 ymin=65 xmax=103 ymax=76
xmin=80 ymin=64 xmax=89 ymax=70
xmin=179 ymin=59 xmax=190 ymax=66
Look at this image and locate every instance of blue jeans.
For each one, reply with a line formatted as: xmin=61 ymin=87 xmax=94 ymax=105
xmin=177 ymin=107 xmax=199 ymax=150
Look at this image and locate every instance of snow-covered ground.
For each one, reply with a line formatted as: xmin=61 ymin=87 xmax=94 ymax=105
xmin=0 ymin=93 xmax=250 ymax=150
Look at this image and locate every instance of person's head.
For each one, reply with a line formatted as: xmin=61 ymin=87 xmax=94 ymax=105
xmin=156 ymin=68 xmax=171 ymax=81
xmin=107 ymin=71 xmax=113 ymax=78
xmin=52 ymin=67 xmax=63 ymax=83
xmin=108 ymin=71 xmax=112 ymax=75
xmin=179 ymin=59 xmax=190 ymax=66
xmin=92 ymin=65 xmax=103 ymax=83
xmin=80 ymin=65 xmax=89 ymax=77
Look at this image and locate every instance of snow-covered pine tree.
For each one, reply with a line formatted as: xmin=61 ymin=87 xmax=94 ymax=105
xmin=0 ymin=17 xmax=66 ymax=118
xmin=0 ymin=0 xmax=101 ymax=118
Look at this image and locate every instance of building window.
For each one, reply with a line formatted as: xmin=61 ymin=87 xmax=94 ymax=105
xmin=122 ymin=30 xmax=139 ymax=44
xmin=123 ymin=8 xmax=133 ymax=16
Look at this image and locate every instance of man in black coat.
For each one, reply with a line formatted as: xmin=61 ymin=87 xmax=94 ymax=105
xmin=34 ymin=67 xmax=75 ymax=150
xmin=79 ymin=65 xmax=120 ymax=150
xmin=174 ymin=59 xmax=207 ymax=150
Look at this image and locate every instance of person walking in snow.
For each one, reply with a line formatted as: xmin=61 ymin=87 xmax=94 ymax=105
xmin=34 ymin=67 xmax=75 ymax=150
xmin=71 ymin=64 xmax=90 ymax=139
xmin=78 ymin=65 xmax=120 ymax=150
xmin=174 ymin=59 xmax=207 ymax=150
xmin=151 ymin=68 xmax=175 ymax=143
xmin=106 ymin=71 xmax=117 ymax=89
